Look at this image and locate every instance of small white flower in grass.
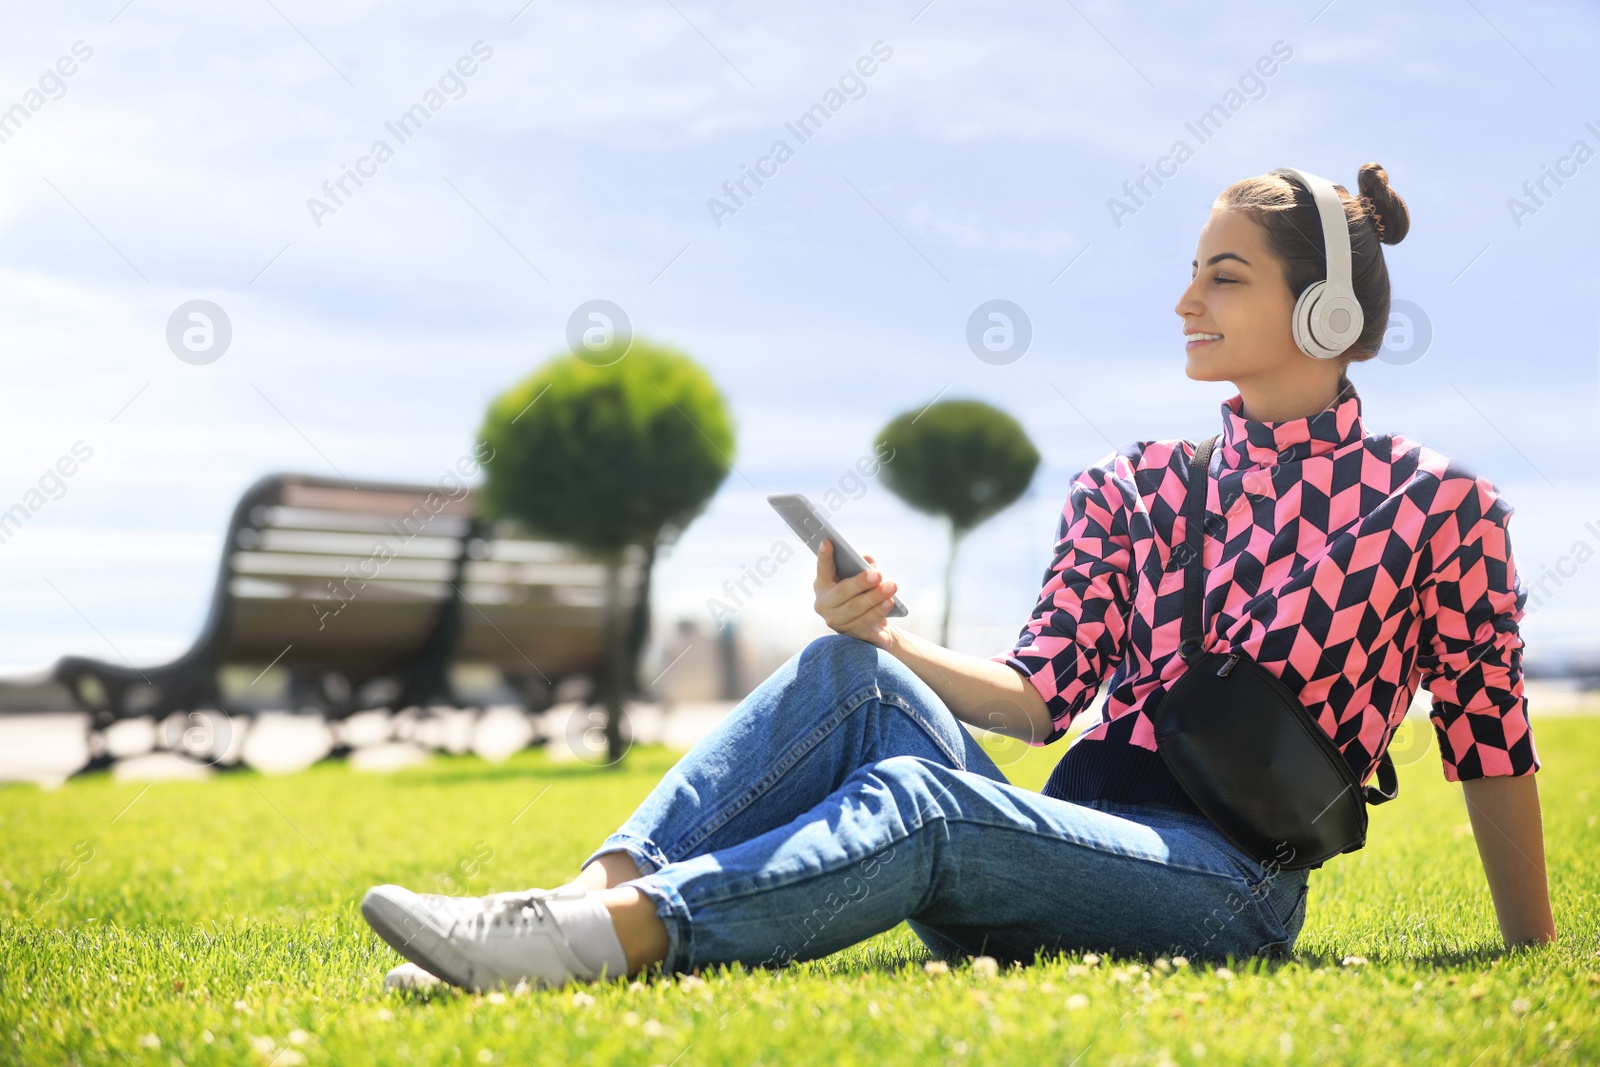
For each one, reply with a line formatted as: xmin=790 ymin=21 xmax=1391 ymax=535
xmin=277 ymin=1053 xmax=307 ymax=1067
xmin=642 ymin=1019 xmax=665 ymax=1037
xmin=288 ymin=1029 xmax=309 ymax=1045
xmin=375 ymin=1009 xmax=394 ymax=1022
xmin=234 ymin=1000 xmax=250 ymax=1013
xmin=628 ymin=981 xmax=645 ymax=992
xmin=1066 ymin=964 xmax=1089 ymax=977
xmin=1214 ymin=968 xmax=1235 ymax=981
xmin=486 ymin=992 xmax=506 ymax=1005
xmin=622 ymin=1011 xmax=641 ymax=1027
xmin=1083 ymin=953 xmax=1102 ymax=966
xmin=477 ymin=1049 xmax=495 ymax=1063
xmin=678 ymin=975 xmax=707 ymax=991
xmin=924 ymin=960 xmax=950 ymax=975
xmin=512 ymin=980 xmax=531 ymax=997
xmin=1511 ymin=998 xmax=1531 ymax=1015
xmin=1341 ymin=955 xmax=1369 ymax=968
xmin=1065 ymin=993 xmax=1090 ymax=1010
xmin=137 ymin=1034 xmax=159 ymax=1049
xmin=571 ymin=991 xmax=596 ymax=1008
xmin=1154 ymin=957 xmax=1172 ymax=973
xmin=251 ymin=1036 xmax=275 ymax=1055
xmin=972 ymin=956 xmax=999 ymax=978
xmin=1172 ymin=955 xmax=1189 ymax=967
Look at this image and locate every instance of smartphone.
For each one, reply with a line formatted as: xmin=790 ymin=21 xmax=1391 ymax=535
xmin=767 ymin=493 xmax=908 ymax=617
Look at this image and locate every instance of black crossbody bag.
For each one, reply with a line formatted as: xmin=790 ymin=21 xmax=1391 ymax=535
xmin=1150 ymin=433 xmax=1399 ymax=871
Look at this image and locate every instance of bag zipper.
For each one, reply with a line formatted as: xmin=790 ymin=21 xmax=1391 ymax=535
xmin=1216 ymin=653 xmax=1240 ymax=677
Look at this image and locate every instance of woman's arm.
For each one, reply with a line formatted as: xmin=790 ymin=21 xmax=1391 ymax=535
xmin=882 ymin=624 xmax=1054 ymax=742
xmin=811 ymin=451 xmax=1138 ymax=749
xmin=1460 ymin=774 xmax=1556 ymax=948
xmin=811 ymin=540 xmax=1054 ymax=743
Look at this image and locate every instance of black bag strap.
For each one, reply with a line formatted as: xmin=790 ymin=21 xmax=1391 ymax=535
xmin=1176 ymin=433 xmax=1398 ymax=806
xmin=1366 ymin=745 xmax=1399 ymax=804
xmin=1177 ymin=435 xmax=1219 ymax=667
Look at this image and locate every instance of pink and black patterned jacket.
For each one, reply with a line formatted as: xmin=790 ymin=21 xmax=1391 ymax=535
xmin=993 ymin=387 xmax=1540 ymax=811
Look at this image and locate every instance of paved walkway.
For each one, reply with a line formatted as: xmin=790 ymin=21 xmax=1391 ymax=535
xmin=0 ymin=700 xmax=742 ymax=786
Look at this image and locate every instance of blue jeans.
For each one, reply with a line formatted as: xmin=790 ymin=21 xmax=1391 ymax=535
xmin=583 ymin=634 xmax=1310 ymax=975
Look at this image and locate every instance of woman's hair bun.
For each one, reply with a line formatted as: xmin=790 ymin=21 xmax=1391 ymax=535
xmin=1356 ymin=162 xmax=1409 ymax=246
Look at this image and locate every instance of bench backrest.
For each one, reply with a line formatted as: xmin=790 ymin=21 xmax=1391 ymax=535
xmin=48 ymin=472 xmax=647 ymax=720
xmin=454 ymin=528 xmax=646 ymax=696
xmin=225 ymin=475 xmax=474 ymax=677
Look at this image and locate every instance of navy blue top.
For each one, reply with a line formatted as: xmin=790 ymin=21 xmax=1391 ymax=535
xmin=1041 ymin=712 xmax=1204 ymax=816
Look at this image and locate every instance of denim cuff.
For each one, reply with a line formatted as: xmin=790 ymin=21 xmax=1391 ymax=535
xmin=581 ymin=832 xmax=671 ymax=878
xmin=626 ymin=875 xmax=693 ymax=975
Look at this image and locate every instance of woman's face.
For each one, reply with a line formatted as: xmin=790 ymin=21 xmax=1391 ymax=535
xmin=1174 ymin=205 xmax=1304 ymax=384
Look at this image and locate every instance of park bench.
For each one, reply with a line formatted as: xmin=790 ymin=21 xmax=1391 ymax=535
xmin=12 ymin=473 xmax=643 ymax=733
xmin=453 ymin=526 xmax=647 ymax=711
xmin=46 ymin=473 xmax=474 ymax=727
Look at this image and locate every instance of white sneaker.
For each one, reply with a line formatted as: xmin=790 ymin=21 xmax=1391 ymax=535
xmin=367 ymin=884 xmax=575 ymax=948
xmin=384 ymin=961 xmax=442 ymax=991
xmin=361 ymin=883 xmax=609 ymax=993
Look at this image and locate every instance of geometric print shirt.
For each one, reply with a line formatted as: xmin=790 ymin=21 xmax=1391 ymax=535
xmin=992 ymin=386 xmax=1541 ymax=801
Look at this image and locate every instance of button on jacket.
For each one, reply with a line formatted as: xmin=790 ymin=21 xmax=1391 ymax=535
xmin=993 ymin=387 xmax=1540 ymax=809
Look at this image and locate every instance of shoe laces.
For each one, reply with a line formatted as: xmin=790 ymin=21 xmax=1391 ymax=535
xmin=464 ymin=885 xmax=601 ymax=983
xmin=475 ymin=885 xmax=585 ymax=935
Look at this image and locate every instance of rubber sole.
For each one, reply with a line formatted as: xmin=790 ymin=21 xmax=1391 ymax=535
xmin=360 ymin=885 xmax=485 ymax=992
xmin=384 ymin=962 xmax=442 ymax=991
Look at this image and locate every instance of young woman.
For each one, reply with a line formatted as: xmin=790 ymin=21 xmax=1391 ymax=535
xmin=362 ymin=163 xmax=1556 ymax=992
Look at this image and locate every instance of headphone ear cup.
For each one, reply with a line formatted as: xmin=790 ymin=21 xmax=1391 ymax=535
xmin=1291 ymin=280 xmax=1324 ymax=358
xmin=1315 ymin=290 xmax=1364 ymax=355
xmin=1293 ymin=279 xmax=1363 ymax=360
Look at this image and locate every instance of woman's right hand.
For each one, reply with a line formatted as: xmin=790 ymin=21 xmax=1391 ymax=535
xmin=813 ymin=539 xmax=899 ymax=649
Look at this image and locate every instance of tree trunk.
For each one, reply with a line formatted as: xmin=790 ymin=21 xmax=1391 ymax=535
xmin=600 ymin=549 xmax=628 ymax=765
xmin=940 ymin=521 xmax=967 ymax=649
xmin=622 ymin=541 xmax=657 ymax=699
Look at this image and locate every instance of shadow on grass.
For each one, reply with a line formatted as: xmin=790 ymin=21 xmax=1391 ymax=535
xmin=369 ymin=940 xmax=1532 ymax=1007
xmin=406 ymin=746 xmax=682 ymax=787
xmin=1287 ymin=943 xmax=1537 ymax=968
xmin=416 ymin=763 xmax=650 ymax=785
xmin=702 ymin=938 xmax=1527 ymax=983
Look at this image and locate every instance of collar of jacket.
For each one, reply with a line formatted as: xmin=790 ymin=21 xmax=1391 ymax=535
xmin=1216 ymin=383 xmax=1365 ymax=472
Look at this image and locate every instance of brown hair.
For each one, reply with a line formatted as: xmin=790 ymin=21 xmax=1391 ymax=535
xmin=1215 ymin=163 xmax=1410 ymax=391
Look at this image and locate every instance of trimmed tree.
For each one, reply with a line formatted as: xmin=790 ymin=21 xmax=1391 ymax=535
xmin=874 ymin=399 xmax=1040 ymax=647
xmin=477 ymin=338 xmax=734 ymax=763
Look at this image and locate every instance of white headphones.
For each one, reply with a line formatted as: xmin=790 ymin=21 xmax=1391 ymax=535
xmin=1268 ymin=167 xmax=1364 ymax=361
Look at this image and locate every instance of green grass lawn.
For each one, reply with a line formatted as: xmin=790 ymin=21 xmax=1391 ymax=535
xmin=4 ymin=717 xmax=1598 ymax=1066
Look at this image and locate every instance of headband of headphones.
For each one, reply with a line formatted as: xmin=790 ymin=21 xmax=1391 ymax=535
xmin=1267 ymin=167 xmax=1364 ymax=361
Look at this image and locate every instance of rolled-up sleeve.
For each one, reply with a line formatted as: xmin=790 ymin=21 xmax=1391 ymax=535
xmin=991 ymin=450 xmax=1136 ymax=746
xmin=1415 ymin=477 xmax=1540 ymax=782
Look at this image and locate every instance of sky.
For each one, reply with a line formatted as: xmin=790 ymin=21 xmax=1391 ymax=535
xmin=0 ymin=0 xmax=1596 ymax=681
